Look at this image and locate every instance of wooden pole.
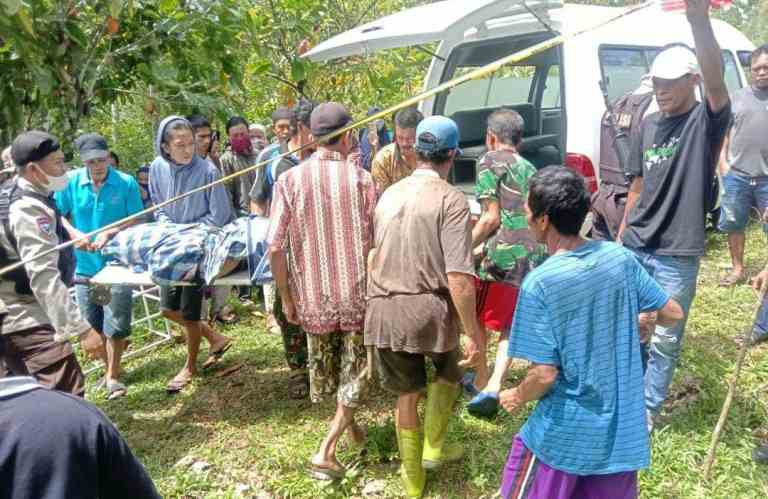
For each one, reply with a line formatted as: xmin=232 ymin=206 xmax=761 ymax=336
xmin=702 ymin=286 xmax=767 ymax=480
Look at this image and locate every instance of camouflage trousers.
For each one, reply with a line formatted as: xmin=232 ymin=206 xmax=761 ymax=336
xmin=306 ymin=331 xmax=368 ymax=408
xmin=274 ymin=293 xmax=308 ymax=372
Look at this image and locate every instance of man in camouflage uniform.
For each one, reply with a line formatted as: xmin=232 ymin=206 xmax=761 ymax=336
xmin=468 ymin=109 xmax=546 ymax=414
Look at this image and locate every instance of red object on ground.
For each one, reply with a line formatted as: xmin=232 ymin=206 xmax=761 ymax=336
xmin=565 ymin=153 xmax=598 ymax=194
xmin=659 ymin=0 xmax=733 ymax=12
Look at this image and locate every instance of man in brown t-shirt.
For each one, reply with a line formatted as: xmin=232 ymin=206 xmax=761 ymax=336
xmin=365 ymin=116 xmax=484 ymax=498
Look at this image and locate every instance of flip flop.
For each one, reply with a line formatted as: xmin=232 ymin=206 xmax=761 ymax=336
xmin=166 ymin=375 xmax=192 ymax=394
xmin=202 ymin=341 xmax=232 ymax=370
xmin=719 ymin=272 xmax=746 ymax=287
xmin=467 ymin=392 xmax=500 ymax=420
xmin=106 ymin=381 xmax=127 ymax=400
xmin=309 ymin=462 xmax=346 ymax=481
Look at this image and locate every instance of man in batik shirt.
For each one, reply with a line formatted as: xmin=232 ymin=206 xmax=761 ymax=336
xmin=268 ymin=102 xmax=376 ymax=481
xmin=467 ymin=108 xmax=546 ymax=417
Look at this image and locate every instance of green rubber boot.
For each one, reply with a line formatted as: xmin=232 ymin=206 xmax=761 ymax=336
xmin=397 ymin=427 xmax=426 ymax=498
xmin=422 ymin=382 xmax=463 ymax=470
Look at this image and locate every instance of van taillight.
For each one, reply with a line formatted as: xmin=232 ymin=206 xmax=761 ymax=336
xmin=565 ymin=153 xmax=597 ymax=193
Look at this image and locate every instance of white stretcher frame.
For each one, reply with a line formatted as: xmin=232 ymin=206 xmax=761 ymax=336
xmin=83 ymin=265 xmax=253 ymax=374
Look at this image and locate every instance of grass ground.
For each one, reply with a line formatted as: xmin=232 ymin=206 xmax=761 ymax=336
xmin=81 ymin=223 xmax=768 ymax=499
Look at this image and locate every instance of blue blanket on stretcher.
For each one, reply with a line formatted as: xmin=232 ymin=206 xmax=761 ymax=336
xmin=101 ymin=216 xmax=272 ymax=286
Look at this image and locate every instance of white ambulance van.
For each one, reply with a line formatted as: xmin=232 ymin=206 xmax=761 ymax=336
xmin=305 ymin=0 xmax=754 ymax=203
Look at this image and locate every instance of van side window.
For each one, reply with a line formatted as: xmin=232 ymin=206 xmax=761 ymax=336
xmin=722 ymin=50 xmax=743 ymax=92
xmin=600 ymin=46 xmax=744 ymax=101
xmin=541 ymin=65 xmax=561 ymax=109
xmin=599 ymin=48 xmax=655 ymax=101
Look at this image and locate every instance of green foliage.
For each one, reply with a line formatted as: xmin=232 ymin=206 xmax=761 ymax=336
xmin=0 ymin=0 xmax=256 ymax=151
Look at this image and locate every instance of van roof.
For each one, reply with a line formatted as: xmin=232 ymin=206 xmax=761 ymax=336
xmin=304 ymin=2 xmax=754 ymax=62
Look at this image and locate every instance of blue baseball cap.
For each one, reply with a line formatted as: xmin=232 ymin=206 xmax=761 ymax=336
xmin=414 ymin=116 xmax=461 ymax=155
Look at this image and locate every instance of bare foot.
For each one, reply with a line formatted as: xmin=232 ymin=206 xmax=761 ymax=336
xmin=310 ymin=453 xmax=346 ymax=480
xmin=208 ymin=335 xmax=232 ymax=355
xmin=167 ymin=368 xmax=195 ymax=393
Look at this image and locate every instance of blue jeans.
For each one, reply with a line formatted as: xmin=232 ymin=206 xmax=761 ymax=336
xmin=718 ymin=171 xmax=768 ymax=233
xmin=630 ymin=249 xmax=701 ymax=415
xmin=74 ymin=275 xmax=133 ymax=339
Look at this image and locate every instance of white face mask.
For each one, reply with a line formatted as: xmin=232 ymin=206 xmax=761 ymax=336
xmin=39 ymin=168 xmax=69 ymax=192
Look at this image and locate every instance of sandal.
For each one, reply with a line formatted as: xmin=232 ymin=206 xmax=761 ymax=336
xmin=106 ymin=381 xmax=127 ymax=400
xmin=719 ymin=272 xmax=745 ymax=287
xmin=214 ymin=305 xmax=239 ymax=325
xmin=289 ymin=371 xmax=310 ymax=399
xmin=309 ymin=461 xmax=346 ymax=481
xmin=202 ymin=340 xmax=232 ymax=370
xmin=166 ymin=375 xmax=192 ymax=394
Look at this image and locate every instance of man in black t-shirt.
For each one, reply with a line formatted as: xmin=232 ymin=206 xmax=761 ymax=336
xmin=618 ymin=0 xmax=730 ymax=431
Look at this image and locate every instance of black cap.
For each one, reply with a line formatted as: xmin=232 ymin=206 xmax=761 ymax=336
xmin=11 ymin=131 xmax=61 ymax=168
xmin=310 ymin=102 xmax=352 ymax=137
xmin=74 ymin=133 xmax=110 ymax=162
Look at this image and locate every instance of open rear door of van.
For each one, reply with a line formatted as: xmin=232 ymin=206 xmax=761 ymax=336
xmin=303 ymin=0 xmax=562 ymax=62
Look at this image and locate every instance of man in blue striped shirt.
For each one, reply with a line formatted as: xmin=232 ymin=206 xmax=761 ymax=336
xmin=498 ymin=166 xmax=683 ymax=499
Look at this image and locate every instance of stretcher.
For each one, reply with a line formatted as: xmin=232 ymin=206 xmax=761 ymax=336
xmin=90 ymin=265 xmax=254 ymax=287
xmin=82 ymin=265 xmax=257 ymax=375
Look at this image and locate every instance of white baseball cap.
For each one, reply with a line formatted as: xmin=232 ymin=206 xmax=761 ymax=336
xmin=650 ymin=46 xmax=700 ymax=80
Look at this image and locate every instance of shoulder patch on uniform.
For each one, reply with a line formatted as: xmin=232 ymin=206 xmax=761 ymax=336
xmin=36 ymin=216 xmax=53 ymax=235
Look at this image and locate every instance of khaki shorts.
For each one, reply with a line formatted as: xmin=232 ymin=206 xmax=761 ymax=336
xmin=307 ymin=331 xmax=368 ymax=408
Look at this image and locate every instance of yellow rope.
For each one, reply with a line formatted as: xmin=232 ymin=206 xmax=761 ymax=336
xmin=0 ymin=1 xmax=654 ymax=277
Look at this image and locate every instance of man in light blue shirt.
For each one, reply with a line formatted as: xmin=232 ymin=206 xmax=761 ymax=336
xmin=497 ymin=166 xmax=683 ymax=499
xmin=56 ymin=133 xmax=144 ymax=400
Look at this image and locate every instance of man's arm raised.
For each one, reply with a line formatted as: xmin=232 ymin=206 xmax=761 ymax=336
xmin=687 ymin=0 xmax=729 ymax=113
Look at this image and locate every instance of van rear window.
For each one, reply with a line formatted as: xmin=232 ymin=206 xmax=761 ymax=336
xmin=444 ymin=65 xmax=536 ymax=116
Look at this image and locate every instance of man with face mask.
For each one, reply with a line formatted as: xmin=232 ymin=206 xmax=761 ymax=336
xmin=55 ymin=133 xmax=144 ymax=400
xmin=0 ymin=131 xmax=105 ymax=396
xmin=249 ymin=123 xmax=268 ymax=153
xmin=219 ymin=116 xmax=258 ymax=218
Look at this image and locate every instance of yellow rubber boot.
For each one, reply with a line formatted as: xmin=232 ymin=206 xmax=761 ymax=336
xmin=397 ymin=427 xmax=426 ymax=498
xmin=422 ymin=382 xmax=463 ymax=469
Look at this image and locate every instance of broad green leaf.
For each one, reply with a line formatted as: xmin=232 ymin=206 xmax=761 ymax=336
xmin=1 ymin=0 xmax=20 ymax=16
xmin=159 ymin=0 xmax=178 ymax=15
xmin=290 ymin=59 xmax=305 ymax=83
